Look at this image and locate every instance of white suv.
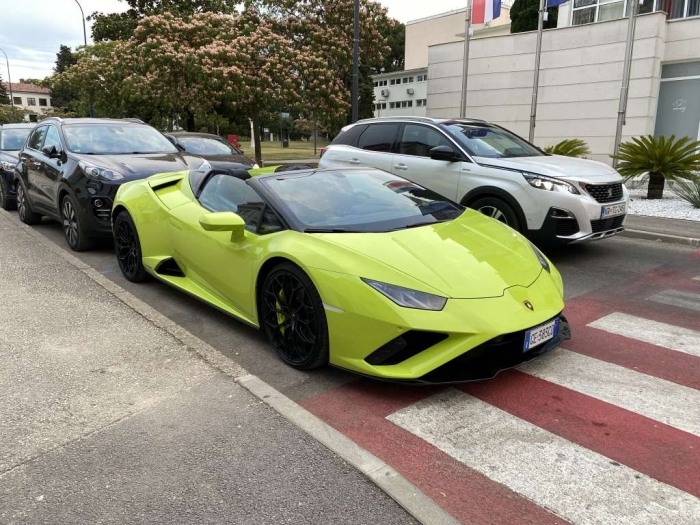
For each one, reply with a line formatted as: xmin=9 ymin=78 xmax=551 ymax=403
xmin=319 ymin=117 xmax=629 ymax=244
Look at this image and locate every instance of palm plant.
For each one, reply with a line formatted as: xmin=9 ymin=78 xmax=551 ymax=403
xmin=543 ymin=139 xmax=591 ymax=158
xmin=671 ymin=176 xmax=700 ymax=208
xmin=612 ymin=135 xmax=700 ymax=199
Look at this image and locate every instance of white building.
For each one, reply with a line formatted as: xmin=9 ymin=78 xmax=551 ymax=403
xmin=2 ymin=80 xmax=52 ymax=119
xmin=373 ymin=2 xmax=699 ymax=164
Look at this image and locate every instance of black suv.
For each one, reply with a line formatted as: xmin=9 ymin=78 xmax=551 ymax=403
xmin=0 ymin=122 xmax=36 ymax=210
xmin=14 ymin=118 xmax=209 ymax=251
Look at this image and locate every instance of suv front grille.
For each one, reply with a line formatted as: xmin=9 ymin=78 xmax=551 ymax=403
xmin=591 ymin=215 xmax=624 ymax=233
xmin=586 ymin=183 xmax=623 ymax=203
xmin=556 ymin=218 xmax=580 ymax=236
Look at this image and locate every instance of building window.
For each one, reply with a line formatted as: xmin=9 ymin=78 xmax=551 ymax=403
xmin=417 ymin=75 xmax=426 ymax=82
xmin=27 ymin=97 xmax=37 ymax=106
xmin=668 ymin=0 xmax=700 ymax=18
xmin=416 ymin=99 xmax=427 ymax=107
xmin=13 ymin=96 xmax=22 ymax=104
xmin=380 ymin=80 xmax=387 ymax=86
xmin=39 ymin=98 xmax=48 ymax=107
xmin=390 ymin=78 xmax=398 ymax=85
xmin=571 ymin=0 xmax=666 ymax=25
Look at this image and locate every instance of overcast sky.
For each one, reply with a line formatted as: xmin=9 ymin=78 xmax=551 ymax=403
xmin=0 ymin=0 xmax=469 ymax=82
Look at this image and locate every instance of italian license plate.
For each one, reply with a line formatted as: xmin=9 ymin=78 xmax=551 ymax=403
xmin=600 ymin=202 xmax=626 ymax=219
xmin=523 ymin=318 xmax=559 ymax=353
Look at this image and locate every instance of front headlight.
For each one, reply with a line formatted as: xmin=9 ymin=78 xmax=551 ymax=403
xmin=523 ymin=173 xmax=579 ymax=194
xmin=528 ymin=241 xmax=550 ymax=273
xmin=79 ymin=160 xmax=124 ymax=181
xmin=1 ymin=161 xmax=15 ymax=171
xmin=362 ymin=278 xmax=447 ymax=311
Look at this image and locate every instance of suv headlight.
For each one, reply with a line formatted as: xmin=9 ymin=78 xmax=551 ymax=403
xmin=79 ymin=160 xmax=124 ymax=181
xmin=523 ymin=173 xmax=579 ymax=194
xmin=362 ymin=278 xmax=447 ymax=311
xmin=528 ymin=241 xmax=550 ymax=273
xmin=1 ymin=160 xmax=16 ymax=171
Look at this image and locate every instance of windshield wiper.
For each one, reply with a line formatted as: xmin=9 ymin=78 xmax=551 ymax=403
xmin=304 ymin=227 xmax=357 ymax=233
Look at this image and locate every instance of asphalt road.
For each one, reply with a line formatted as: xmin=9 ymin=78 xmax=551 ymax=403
xmin=28 ymin=217 xmax=695 ymax=402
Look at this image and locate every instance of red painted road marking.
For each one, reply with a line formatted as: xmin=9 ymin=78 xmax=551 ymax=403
xmin=459 ymin=370 xmax=700 ymax=497
xmin=300 ymin=381 xmax=567 ymax=525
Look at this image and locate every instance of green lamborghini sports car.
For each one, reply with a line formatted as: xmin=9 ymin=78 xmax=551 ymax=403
xmin=112 ymin=167 xmax=570 ymax=383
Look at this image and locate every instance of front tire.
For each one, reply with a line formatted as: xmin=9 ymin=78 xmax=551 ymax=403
xmin=113 ymin=210 xmax=149 ymax=283
xmin=260 ymin=262 xmax=329 ymax=370
xmin=61 ymin=193 xmax=92 ymax=251
xmin=470 ymin=196 xmax=521 ymax=232
xmin=0 ymin=179 xmax=16 ymax=211
xmin=16 ymin=180 xmax=42 ymax=225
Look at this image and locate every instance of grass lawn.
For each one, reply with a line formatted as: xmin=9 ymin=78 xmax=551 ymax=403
xmin=239 ymin=139 xmax=330 ymax=161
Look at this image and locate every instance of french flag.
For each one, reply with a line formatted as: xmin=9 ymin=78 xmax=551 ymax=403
xmin=472 ymin=0 xmax=501 ymax=24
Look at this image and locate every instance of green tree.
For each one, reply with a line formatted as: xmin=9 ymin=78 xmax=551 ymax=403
xmin=0 ymin=73 xmax=8 ymax=104
xmin=510 ymin=0 xmax=558 ymax=34
xmin=89 ymin=0 xmax=238 ymax=41
xmin=43 ymin=46 xmax=79 ymax=110
xmin=543 ymin=139 xmax=591 ymax=158
xmin=612 ymin=135 xmax=700 ymax=199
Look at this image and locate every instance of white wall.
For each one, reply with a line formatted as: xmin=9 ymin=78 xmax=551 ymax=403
xmin=427 ymin=12 xmax=670 ymax=163
xmin=664 ymin=16 xmax=700 ymax=62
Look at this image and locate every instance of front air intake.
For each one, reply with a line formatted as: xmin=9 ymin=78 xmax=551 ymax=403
xmin=365 ymin=331 xmax=448 ymax=365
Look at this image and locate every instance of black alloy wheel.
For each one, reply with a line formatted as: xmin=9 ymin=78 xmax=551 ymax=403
xmin=0 ymin=179 xmax=15 ymax=211
xmin=60 ymin=194 xmax=92 ymax=251
xmin=260 ymin=262 xmax=329 ymax=370
xmin=470 ymin=196 xmax=521 ymax=232
xmin=16 ymin=180 xmax=42 ymax=225
xmin=113 ymin=211 xmax=149 ymax=282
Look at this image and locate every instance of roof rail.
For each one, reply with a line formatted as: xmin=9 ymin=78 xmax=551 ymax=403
xmin=122 ymin=118 xmax=145 ymax=124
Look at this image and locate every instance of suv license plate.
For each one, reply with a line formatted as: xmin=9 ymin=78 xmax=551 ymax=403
xmin=523 ymin=318 xmax=559 ymax=353
xmin=601 ymin=202 xmax=626 ymax=218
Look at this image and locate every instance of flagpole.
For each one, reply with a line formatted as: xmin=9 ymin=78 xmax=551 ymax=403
xmin=528 ymin=0 xmax=546 ymax=143
xmin=459 ymin=0 xmax=473 ymax=118
xmin=612 ymin=0 xmax=640 ymax=167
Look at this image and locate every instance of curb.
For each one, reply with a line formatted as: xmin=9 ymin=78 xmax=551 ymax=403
xmin=3 ymin=210 xmax=458 ymax=525
xmin=621 ymin=229 xmax=700 ymax=248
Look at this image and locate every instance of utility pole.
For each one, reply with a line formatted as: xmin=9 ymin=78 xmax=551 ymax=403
xmin=0 ymin=48 xmax=16 ymax=121
xmin=73 ymin=0 xmax=92 ymax=117
xmin=459 ymin=0 xmax=472 ymax=118
xmin=528 ymin=0 xmax=546 ymax=143
xmin=351 ymin=0 xmax=360 ymax=123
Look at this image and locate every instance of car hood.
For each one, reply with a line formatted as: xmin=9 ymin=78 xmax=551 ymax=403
xmin=198 ymin=153 xmax=255 ymax=167
xmin=474 ymin=154 xmax=622 ymax=183
xmin=75 ymin=153 xmax=207 ymax=181
xmin=313 ymin=210 xmax=544 ymax=299
xmin=0 ymin=151 xmax=19 ymax=163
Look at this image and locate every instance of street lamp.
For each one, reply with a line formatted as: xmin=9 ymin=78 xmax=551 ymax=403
xmin=72 ymin=0 xmax=92 ymax=117
xmin=0 ymin=47 xmax=17 ymax=121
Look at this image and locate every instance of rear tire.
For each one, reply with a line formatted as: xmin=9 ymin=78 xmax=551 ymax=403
xmin=113 ymin=210 xmax=149 ymax=283
xmin=16 ymin=180 xmax=42 ymax=225
xmin=470 ymin=196 xmax=521 ymax=232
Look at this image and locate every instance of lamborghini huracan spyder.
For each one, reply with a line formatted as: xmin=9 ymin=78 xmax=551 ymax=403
xmin=112 ymin=167 xmax=570 ymax=383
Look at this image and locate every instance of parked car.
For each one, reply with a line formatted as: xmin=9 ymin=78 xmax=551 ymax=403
xmin=14 ymin=117 xmax=210 ymax=251
xmin=164 ymin=131 xmax=258 ymax=169
xmin=112 ymin=166 xmax=569 ymax=382
xmin=319 ymin=117 xmax=630 ymax=245
xmin=0 ymin=123 xmax=35 ymax=210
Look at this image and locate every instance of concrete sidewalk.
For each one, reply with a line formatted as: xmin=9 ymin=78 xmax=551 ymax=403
xmin=0 ymin=211 xmax=453 ymax=525
xmin=623 ymin=214 xmax=700 ymax=247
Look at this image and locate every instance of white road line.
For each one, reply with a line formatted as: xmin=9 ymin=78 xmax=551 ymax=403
xmin=587 ymin=312 xmax=700 ymax=357
xmin=648 ymin=289 xmax=700 ymax=313
xmin=518 ymin=348 xmax=700 ymax=436
xmin=693 ymin=276 xmax=700 ymax=282
xmin=388 ymin=389 xmax=700 ymax=525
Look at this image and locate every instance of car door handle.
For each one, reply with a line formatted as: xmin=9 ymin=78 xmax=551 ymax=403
xmin=394 ymin=164 xmax=408 ymax=171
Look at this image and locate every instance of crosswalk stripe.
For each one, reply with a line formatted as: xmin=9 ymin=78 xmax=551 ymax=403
xmin=648 ymin=289 xmax=700 ymax=313
xmin=587 ymin=312 xmax=700 ymax=357
xmin=459 ymin=370 xmax=700 ymax=496
xmin=388 ymin=389 xmax=700 ymax=525
xmin=518 ymin=348 xmax=700 ymax=436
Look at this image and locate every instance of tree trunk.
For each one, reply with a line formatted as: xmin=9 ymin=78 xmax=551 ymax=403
xmin=251 ymin=105 xmax=263 ymax=167
xmin=186 ymin=109 xmax=195 ymax=132
xmin=646 ymin=172 xmax=665 ymax=199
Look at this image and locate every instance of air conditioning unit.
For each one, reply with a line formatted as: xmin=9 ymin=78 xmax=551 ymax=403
xmin=380 ymin=89 xmax=389 ymax=97
xmin=406 ymin=88 xmax=414 ymax=95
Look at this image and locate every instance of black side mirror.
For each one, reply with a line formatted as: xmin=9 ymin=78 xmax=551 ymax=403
xmin=429 ymin=145 xmax=460 ymax=162
xmin=42 ymin=145 xmax=60 ymax=159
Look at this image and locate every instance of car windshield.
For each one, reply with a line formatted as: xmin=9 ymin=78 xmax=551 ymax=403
xmin=263 ymin=169 xmax=463 ymax=232
xmin=63 ymin=124 xmax=179 ymax=155
xmin=444 ymin=122 xmax=544 ymax=158
xmin=177 ymin=136 xmax=237 ymax=156
xmin=0 ymin=128 xmax=33 ymax=150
